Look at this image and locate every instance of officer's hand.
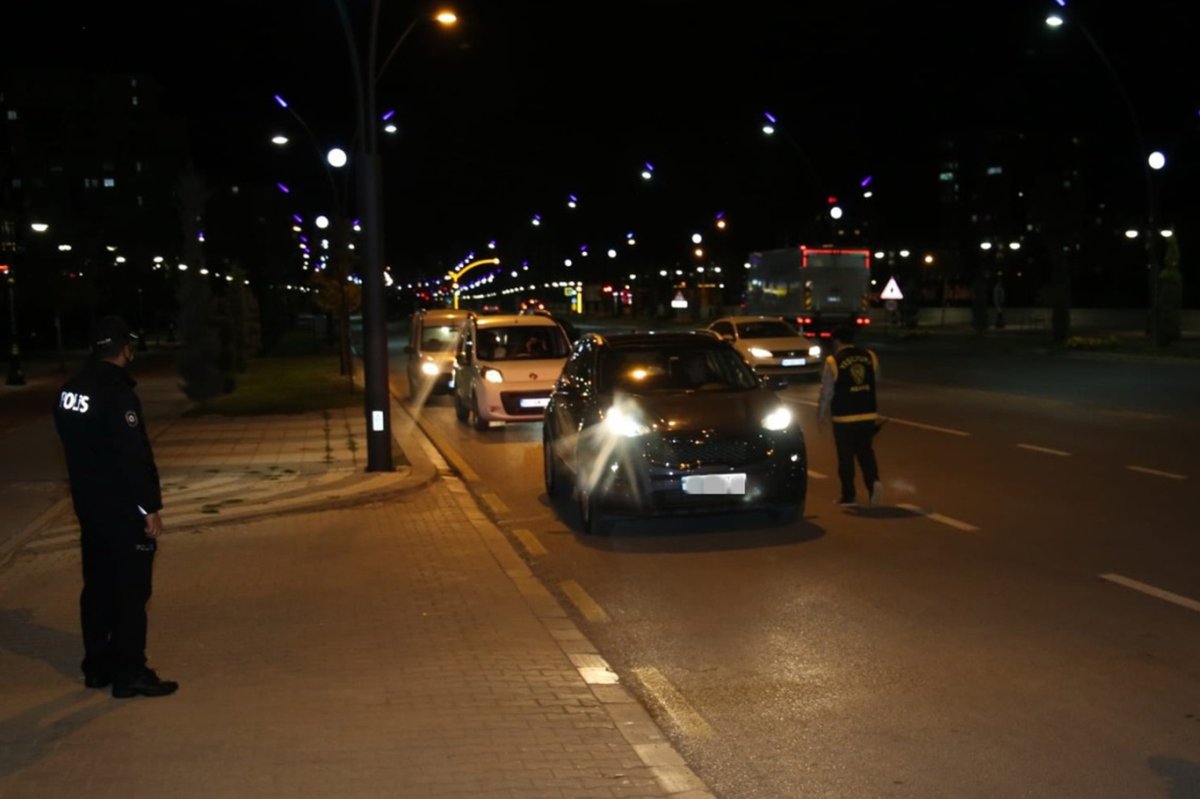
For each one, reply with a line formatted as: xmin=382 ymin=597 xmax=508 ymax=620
xmin=144 ymin=512 xmax=163 ymax=538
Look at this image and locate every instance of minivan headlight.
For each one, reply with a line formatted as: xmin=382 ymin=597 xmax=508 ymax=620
xmin=748 ymin=346 xmax=773 ymax=359
xmin=483 ymin=368 xmax=504 ymax=384
xmin=421 ymin=361 xmax=440 ymax=376
xmin=762 ymin=406 xmax=792 ymax=431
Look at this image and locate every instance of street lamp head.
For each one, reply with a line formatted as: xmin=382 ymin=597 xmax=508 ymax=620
xmin=29 ymin=222 xmax=49 ymax=233
xmin=1046 ymin=13 xmax=1064 ymax=28
xmin=1148 ymin=150 xmax=1166 ymax=170
xmin=327 ymin=148 xmax=348 ymax=168
xmin=435 ymin=10 xmax=457 ymax=26
xmin=271 ymin=134 xmax=289 ymax=145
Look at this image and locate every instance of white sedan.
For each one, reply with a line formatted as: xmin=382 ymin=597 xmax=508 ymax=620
xmin=707 ymin=315 xmax=824 ymax=380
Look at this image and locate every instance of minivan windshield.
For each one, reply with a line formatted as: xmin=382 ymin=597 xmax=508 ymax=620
xmin=421 ymin=325 xmax=461 ymax=351
xmin=598 ymin=344 xmax=759 ymax=393
xmin=476 ymin=326 xmax=570 ymax=360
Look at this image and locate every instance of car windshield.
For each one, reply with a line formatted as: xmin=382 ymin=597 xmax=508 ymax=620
xmin=421 ymin=325 xmax=461 ymax=351
xmin=737 ymin=320 xmax=798 ymax=339
xmin=476 ymin=326 xmax=570 ymax=360
xmin=598 ymin=344 xmax=760 ymax=393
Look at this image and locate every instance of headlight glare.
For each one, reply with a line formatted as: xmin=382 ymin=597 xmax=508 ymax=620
xmin=762 ymin=406 xmax=792 ymax=431
xmin=421 ymin=361 xmax=440 ymax=376
xmin=748 ymin=346 xmax=773 ymax=359
xmin=604 ymin=406 xmax=649 ymax=437
xmin=808 ymin=345 xmax=823 ymax=359
xmin=483 ymin=368 xmax=504 ymax=384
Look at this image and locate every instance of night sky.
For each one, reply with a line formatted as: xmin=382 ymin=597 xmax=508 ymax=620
xmin=4 ymin=0 xmax=1197 ymax=279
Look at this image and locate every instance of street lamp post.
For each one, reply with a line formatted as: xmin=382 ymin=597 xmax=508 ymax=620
xmin=1046 ymin=7 xmax=1160 ymax=344
xmin=2 ymin=262 xmax=22 ymax=386
xmin=330 ymin=3 xmax=456 ymax=472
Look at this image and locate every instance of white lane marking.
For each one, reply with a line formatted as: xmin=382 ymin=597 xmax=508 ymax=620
xmin=1100 ymin=409 xmax=1165 ymax=421
xmin=897 ymin=503 xmax=980 ymax=532
xmin=512 ymin=528 xmax=547 ymax=557
xmin=1126 ymin=465 xmax=1187 ymax=481
xmin=808 ymin=469 xmax=828 ymax=480
xmin=632 ymin=666 xmax=714 ymax=739
xmin=1100 ymin=574 xmax=1200 ymax=614
xmin=1017 ymin=443 xmax=1071 ymax=457
xmin=560 ymin=579 xmax=611 ymax=623
xmin=480 ymin=491 xmax=511 ymax=515
xmin=569 ymin=653 xmax=620 ymax=684
xmin=888 ymin=418 xmax=971 ymax=437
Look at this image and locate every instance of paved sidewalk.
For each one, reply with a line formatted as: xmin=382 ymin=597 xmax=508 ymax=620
xmin=0 ymin=363 xmax=713 ymax=797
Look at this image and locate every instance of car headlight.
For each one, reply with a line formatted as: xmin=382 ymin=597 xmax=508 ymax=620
xmin=483 ymin=368 xmax=504 ymax=384
xmin=762 ymin=406 xmax=792 ymax=431
xmin=421 ymin=361 xmax=440 ymax=376
xmin=604 ymin=406 xmax=650 ymax=437
xmin=808 ymin=345 xmax=823 ymax=359
xmin=748 ymin=346 xmax=773 ymax=359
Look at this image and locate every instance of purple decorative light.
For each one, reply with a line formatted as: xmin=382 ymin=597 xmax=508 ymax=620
xmin=764 ymin=111 xmax=777 ymax=124
xmin=276 ymin=182 xmax=290 ymax=194
xmin=381 ymin=109 xmax=396 ymax=121
xmin=292 ymin=214 xmax=303 ymax=224
xmin=860 ymin=175 xmax=873 ymax=188
xmin=274 ymin=94 xmax=288 ymax=109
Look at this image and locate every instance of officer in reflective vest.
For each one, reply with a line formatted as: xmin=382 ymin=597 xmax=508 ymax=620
xmin=817 ymin=324 xmax=885 ymax=507
xmin=52 ymin=315 xmax=178 ymax=698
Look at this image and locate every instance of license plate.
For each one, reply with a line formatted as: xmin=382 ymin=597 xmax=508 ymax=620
xmin=781 ymin=358 xmax=806 ymax=367
xmin=682 ymin=474 xmax=747 ymax=495
xmin=519 ymin=397 xmax=550 ymax=409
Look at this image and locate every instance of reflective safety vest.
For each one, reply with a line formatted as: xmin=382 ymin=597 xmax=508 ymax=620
xmin=827 ymin=346 xmax=879 ymax=422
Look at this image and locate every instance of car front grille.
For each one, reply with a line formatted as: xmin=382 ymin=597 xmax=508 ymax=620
xmin=645 ymin=434 xmax=761 ymax=467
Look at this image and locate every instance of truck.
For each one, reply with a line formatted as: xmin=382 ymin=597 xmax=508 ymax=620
xmin=745 ymin=246 xmax=872 ymax=345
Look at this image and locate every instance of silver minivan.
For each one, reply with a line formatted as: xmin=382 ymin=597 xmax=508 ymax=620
xmin=406 ymin=308 xmax=471 ymax=402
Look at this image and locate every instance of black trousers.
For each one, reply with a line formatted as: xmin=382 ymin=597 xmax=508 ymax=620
xmin=833 ymin=420 xmax=881 ymax=501
xmin=79 ymin=519 xmax=156 ymax=680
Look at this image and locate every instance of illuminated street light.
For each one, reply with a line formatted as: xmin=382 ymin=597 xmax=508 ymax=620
xmin=1046 ymin=8 xmax=1161 ymax=344
xmin=1148 ymin=151 xmax=1166 ymax=170
xmin=327 ymin=148 xmax=348 ymax=168
xmin=330 ymin=4 xmax=459 ymax=469
xmin=641 ymin=162 xmax=655 ymax=180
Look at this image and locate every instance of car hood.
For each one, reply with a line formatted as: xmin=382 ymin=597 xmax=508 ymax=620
xmin=617 ymin=388 xmax=787 ymax=433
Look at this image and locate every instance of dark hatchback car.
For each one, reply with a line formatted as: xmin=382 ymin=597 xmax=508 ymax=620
xmin=542 ymin=331 xmax=807 ymax=533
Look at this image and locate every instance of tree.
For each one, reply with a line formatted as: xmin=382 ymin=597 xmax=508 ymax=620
xmin=308 ymin=216 xmax=361 ymax=381
xmin=174 ymin=167 xmax=227 ymax=399
xmin=1155 ymin=235 xmax=1183 ymax=346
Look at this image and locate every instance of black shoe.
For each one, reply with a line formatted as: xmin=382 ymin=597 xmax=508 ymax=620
xmin=835 ymin=496 xmax=857 ymax=507
xmin=84 ymin=671 xmax=112 ymax=689
xmin=112 ymin=667 xmax=178 ymax=699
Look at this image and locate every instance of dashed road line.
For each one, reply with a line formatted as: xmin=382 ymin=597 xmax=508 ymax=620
xmin=1126 ymin=465 xmax=1187 ymax=481
xmin=512 ymin=528 xmax=547 ymax=557
xmin=1017 ymin=443 xmax=1071 ymax=457
xmin=632 ymin=666 xmax=714 ymax=739
xmin=888 ymin=418 xmax=971 ymax=437
xmin=897 ymin=503 xmax=980 ymax=532
xmin=560 ymin=579 xmax=611 ymax=623
xmin=1100 ymin=573 xmax=1200 ymax=613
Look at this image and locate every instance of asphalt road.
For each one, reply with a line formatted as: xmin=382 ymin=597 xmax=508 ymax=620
xmin=394 ymin=336 xmax=1200 ymax=798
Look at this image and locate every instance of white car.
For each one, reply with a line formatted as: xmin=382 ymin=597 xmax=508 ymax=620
xmin=451 ymin=313 xmax=571 ymax=430
xmin=707 ymin=315 xmax=824 ymax=380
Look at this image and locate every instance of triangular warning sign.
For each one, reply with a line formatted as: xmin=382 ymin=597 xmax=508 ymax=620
xmin=880 ymin=277 xmax=904 ymax=300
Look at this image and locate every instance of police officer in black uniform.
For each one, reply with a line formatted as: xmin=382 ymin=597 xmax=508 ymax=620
xmin=817 ymin=325 xmax=885 ymax=508
xmin=53 ymin=315 xmax=178 ymax=698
